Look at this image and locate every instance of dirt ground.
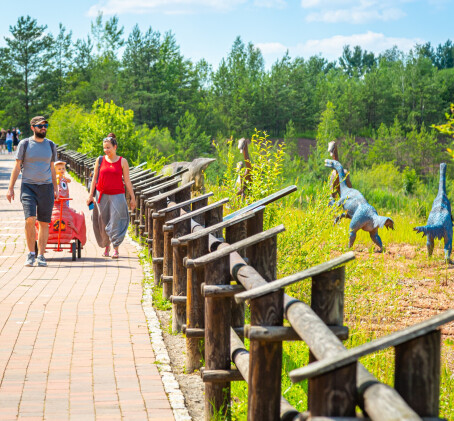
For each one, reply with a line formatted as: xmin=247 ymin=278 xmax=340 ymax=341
xmin=156 ymin=309 xmax=205 ymax=421
xmin=353 ymin=243 xmax=454 ymax=371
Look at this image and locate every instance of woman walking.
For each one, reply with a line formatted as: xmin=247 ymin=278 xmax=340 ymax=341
xmin=5 ymin=129 xmax=13 ymax=154
xmin=87 ymin=133 xmax=136 ymax=258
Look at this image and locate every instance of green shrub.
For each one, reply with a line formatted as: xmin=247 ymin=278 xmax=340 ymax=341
xmin=78 ymin=99 xmax=141 ymax=164
xmin=47 ymin=103 xmax=88 ymax=149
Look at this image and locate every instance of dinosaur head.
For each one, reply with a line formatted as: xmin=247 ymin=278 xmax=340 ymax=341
xmin=238 ymin=137 xmax=251 ymax=153
xmin=324 ymin=159 xmax=343 ymax=172
xmin=327 ymin=141 xmax=339 ymax=160
xmin=190 ymin=157 xmax=216 ymax=172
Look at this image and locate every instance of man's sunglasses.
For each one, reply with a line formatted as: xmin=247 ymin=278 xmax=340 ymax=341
xmin=33 ymin=124 xmax=48 ymax=129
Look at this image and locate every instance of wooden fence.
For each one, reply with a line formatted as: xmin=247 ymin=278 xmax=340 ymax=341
xmin=59 ymin=146 xmax=453 ymax=421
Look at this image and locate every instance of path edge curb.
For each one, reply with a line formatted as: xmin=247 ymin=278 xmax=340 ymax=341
xmin=127 ymin=234 xmax=192 ymax=421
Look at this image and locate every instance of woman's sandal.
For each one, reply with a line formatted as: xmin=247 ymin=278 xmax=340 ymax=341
xmin=112 ymin=249 xmax=119 ymax=259
xmin=102 ymin=247 xmax=110 ymax=257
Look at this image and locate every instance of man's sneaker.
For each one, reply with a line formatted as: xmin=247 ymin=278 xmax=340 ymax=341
xmin=24 ymin=253 xmax=35 ymax=267
xmin=37 ymin=255 xmax=47 ymax=267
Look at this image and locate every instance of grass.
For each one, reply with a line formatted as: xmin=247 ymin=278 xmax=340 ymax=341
xmin=131 ymin=168 xmax=453 ymax=419
xmin=206 ymin=184 xmax=454 ymax=420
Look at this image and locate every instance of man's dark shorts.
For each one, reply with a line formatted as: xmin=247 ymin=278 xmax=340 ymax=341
xmin=20 ymin=183 xmax=54 ymax=223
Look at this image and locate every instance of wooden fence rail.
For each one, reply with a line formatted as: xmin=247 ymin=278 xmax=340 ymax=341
xmin=59 ymin=146 xmax=452 ymax=421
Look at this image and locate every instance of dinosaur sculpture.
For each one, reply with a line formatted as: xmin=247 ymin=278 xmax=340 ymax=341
xmin=161 ymin=157 xmax=216 ymax=192
xmin=236 ymin=137 xmax=252 ymax=197
xmin=414 ymin=163 xmax=453 ymax=264
xmin=325 ymin=159 xmax=394 ymax=251
xmin=328 ymin=141 xmax=352 ymax=198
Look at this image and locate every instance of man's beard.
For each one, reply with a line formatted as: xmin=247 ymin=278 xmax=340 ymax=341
xmin=34 ymin=131 xmax=46 ymax=139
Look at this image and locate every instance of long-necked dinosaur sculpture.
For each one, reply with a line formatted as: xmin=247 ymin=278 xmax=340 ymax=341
xmin=328 ymin=141 xmax=352 ymax=198
xmin=414 ymin=163 xmax=453 ymax=264
xmin=325 ymin=159 xmax=394 ymax=251
xmin=236 ymin=137 xmax=252 ymax=197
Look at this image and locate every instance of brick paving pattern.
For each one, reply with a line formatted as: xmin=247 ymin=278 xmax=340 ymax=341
xmin=0 ymin=155 xmax=175 ymax=420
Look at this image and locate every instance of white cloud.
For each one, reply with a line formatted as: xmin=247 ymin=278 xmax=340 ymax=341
xmin=88 ymin=0 xmax=247 ymax=16
xmin=256 ymin=42 xmax=288 ymax=55
xmin=300 ymin=0 xmax=410 ymax=23
xmin=257 ymin=31 xmax=423 ymax=64
xmin=254 ymin=0 xmax=286 ymax=8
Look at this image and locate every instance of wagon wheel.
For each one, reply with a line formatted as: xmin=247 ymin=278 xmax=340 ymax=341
xmin=77 ymin=239 xmax=82 ymax=259
xmin=71 ymin=242 xmax=76 ymax=261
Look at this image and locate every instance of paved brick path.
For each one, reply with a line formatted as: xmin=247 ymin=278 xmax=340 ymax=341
xmin=0 ymin=155 xmax=174 ymax=420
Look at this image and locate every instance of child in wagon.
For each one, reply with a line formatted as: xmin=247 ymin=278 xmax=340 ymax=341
xmin=46 ymin=161 xmax=87 ymax=246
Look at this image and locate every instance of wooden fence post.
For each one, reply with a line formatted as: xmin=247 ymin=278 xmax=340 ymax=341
xmin=204 ymin=255 xmax=231 ymax=421
xmin=247 ymin=234 xmax=282 ymax=421
xmin=186 ymin=235 xmax=209 ymax=373
xmin=162 ymin=211 xmax=178 ymax=299
xmin=168 ymin=195 xmax=211 ymax=334
xmin=152 ymin=197 xmax=167 ymax=286
xmin=395 ymin=329 xmax=441 ymax=417
xmin=308 ymin=266 xmax=355 ymax=416
xmin=170 ymin=219 xmax=191 ymax=332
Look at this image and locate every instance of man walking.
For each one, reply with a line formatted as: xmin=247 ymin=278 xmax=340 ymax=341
xmin=6 ymin=116 xmax=58 ymax=267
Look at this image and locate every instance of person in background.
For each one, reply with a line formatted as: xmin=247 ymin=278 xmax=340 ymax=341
xmin=5 ymin=129 xmax=13 ymax=154
xmin=86 ymin=133 xmax=136 ymax=259
xmin=12 ymin=128 xmax=19 ymax=151
xmin=6 ymin=116 xmax=58 ymax=267
xmin=0 ymin=128 xmax=6 ymax=154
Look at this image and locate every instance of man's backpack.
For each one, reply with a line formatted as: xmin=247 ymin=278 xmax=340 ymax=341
xmin=20 ymin=138 xmax=57 ymax=172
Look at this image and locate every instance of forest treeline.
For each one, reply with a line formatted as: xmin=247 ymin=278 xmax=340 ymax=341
xmin=1 ymin=14 xmax=454 ymax=179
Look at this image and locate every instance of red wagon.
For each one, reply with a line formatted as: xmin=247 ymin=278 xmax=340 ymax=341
xmin=35 ymin=193 xmax=87 ymax=261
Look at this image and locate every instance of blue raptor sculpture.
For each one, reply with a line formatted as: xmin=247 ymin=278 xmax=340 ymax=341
xmin=414 ymin=163 xmax=453 ymax=264
xmin=325 ymin=159 xmax=394 ymax=251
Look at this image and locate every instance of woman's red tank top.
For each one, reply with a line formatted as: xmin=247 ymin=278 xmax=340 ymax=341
xmin=96 ymin=156 xmax=125 ymax=201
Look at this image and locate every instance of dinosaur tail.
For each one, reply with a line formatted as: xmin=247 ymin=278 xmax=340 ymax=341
xmin=373 ymin=215 xmax=394 ymax=230
xmin=413 ymin=224 xmax=445 ymax=240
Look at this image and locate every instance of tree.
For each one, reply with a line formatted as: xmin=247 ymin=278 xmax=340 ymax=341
xmin=2 ymin=16 xmax=53 ymax=128
xmin=174 ymin=111 xmax=211 ymax=160
xmin=38 ymin=24 xmax=73 ymax=108
xmin=306 ymin=101 xmax=341 ymax=183
xmin=339 ymin=45 xmax=376 ymax=77
xmin=211 ymin=37 xmax=265 ymax=136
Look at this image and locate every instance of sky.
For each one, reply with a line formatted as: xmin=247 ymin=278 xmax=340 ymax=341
xmin=0 ymin=0 xmax=453 ymax=69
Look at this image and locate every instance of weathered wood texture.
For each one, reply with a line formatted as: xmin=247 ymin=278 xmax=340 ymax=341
xmin=204 ymin=256 xmax=231 ymax=421
xmin=247 ymin=236 xmax=283 ymax=421
xmin=283 ymin=296 xmax=420 ymax=420
xmin=187 ymin=225 xmax=285 ymax=268
xmin=171 ymin=219 xmax=191 ymax=333
xmin=230 ymin=329 xmax=301 ymax=421
xmin=162 ymin=207 xmax=179 ymax=299
xmin=311 ymin=266 xmax=345 ymax=325
xmin=146 ymin=203 xmax=154 ymax=257
xmin=201 ymin=369 xmax=244 ymax=383
xmin=186 ymin=235 xmax=209 ymax=373
xmin=222 ymin=185 xmax=297 ymax=221
xmin=152 ymin=197 xmax=167 ymax=286
xmin=158 ymin=192 xmax=212 ymax=216
xmin=235 ymin=252 xmax=355 ymax=303
xmin=309 ymin=362 xmax=356 ymax=417
xmin=170 ymin=194 xmax=210 ymax=334
xmin=225 ymin=221 xmax=248 ymax=329
xmin=289 ymin=310 xmax=454 ymax=382
xmin=395 ymin=330 xmax=441 ymax=417
xmin=244 ymin=325 xmax=348 ymax=342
